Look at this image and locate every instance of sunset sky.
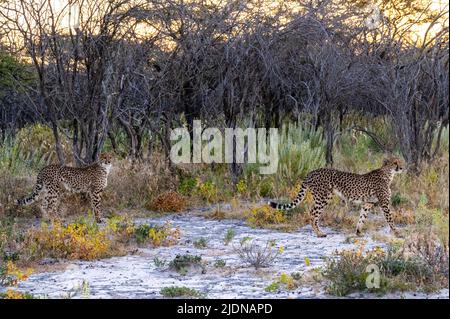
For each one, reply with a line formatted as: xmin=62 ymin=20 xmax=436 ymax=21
xmin=1 ymin=0 xmax=448 ymax=48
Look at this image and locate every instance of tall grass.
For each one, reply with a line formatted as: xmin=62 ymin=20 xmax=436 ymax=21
xmin=241 ymin=120 xmax=325 ymax=198
xmin=277 ymin=121 xmax=326 ymax=185
xmin=0 ymin=121 xmax=448 ymax=215
xmin=0 ymin=138 xmax=46 ymax=176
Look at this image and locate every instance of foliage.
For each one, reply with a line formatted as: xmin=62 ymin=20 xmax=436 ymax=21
xmin=391 ymin=192 xmax=408 ymax=207
xmin=0 ymin=261 xmax=32 ymax=286
xmin=223 ymin=228 xmax=236 ymax=245
xmin=195 ymin=180 xmax=219 ymax=203
xmin=153 ymin=257 xmax=167 ymax=268
xmin=245 ymin=205 xmax=286 ymax=228
xmin=149 ymin=191 xmax=186 ymax=212
xmin=277 ymin=122 xmax=326 ymax=185
xmin=134 ymin=222 xmax=180 ymax=247
xmin=160 ymin=286 xmax=204 ymax=298
xmin=178 ymin=176 xmax=198 ymax=196
xmin=193 ymin=237 xmax=208 ymax=249
xmin=0 ymin=261 xmax=34 ymax=299
xmin=214 ymin=259 xmax=226 ymax=268
xmin=0 ymin=51 xmax=33 ymax=92
xmin=106 ymin=214 xmax=136 ymax=242
xmin=0 ymin=289 xmax=35 ymax=299
xmin=104 ymin=155 xmax=174 ymax=210
xmin=401 ymin=231 xmax=449 ymax=281
xmin=169 ymin=254 xmax=203 ymax=274
xmin=0 ymin=135 xmax=48 ymax=176
xmin=236 ymin=179 xmax=248 ymax=196
xmin=0 ymin=218 xmax=24 ymax=262
xmin=15 ymin=124 xmax=71 ymax=166
xmin=24 ymin=219 xmax=111 ymax=260
xmin=265 ymin=273 xmax=298 ymax=292
xmin=323 ymin=240 xmax=447 ymax=296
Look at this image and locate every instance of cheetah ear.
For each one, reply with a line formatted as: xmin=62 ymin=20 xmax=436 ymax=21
xmin=383 ymin=158 xmax=390 ymax=166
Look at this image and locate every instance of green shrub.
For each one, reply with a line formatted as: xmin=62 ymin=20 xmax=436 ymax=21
xmin=160 ymin=286 xmax=203 ymax=298
xmin=0 ymin=290 xmax=35 ymax=299
xmin=391 ymin=192 xmax=408 ymax=207
xmin=169 ymin=254 xmax=202 ymax=273
xmin=214 ymin=259 xmax=226 ymax=268
xmin=193 ymin=237 xmax=208 ymax=249
xmin=135 ymin=224 xmax=152 ymax=244
xmin=134 ymin=223 xmax=180 ymax=246
xmin=277 ymin=121 xmax=326 ymax=185
xmin=265 ymin=273 xmax=298 ymax=293
xmin=223 ymin=228 xmax=236 ymax=245
xmin=153 ymin=257 xmax=167 ymax=268
xmin=323 ymin=242 xmax=445 ymax=296
xmin=195 ymin=180 xmax=219 ymax=202
xmin=0 ymin=137 xmax=47 ymax=176
xmin=178 ymin=176 xmax=197 ymax=196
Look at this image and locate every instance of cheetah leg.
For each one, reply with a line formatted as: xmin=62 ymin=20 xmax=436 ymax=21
xmin=309 ymin=191 xmax=330 ymax=238
xmin=380 ymin=201 xmax=401 ymax=237
xmin=40 ymin=194 xmax=50 ymax=220
xmin=45 ymin=189 xmax=60 ymax=222
xmin=90 ymin=191 xmax=102 ymax=223
xmin=356 ymin=203 xmax=373 ymax=236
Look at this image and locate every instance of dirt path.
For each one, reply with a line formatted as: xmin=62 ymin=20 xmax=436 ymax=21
xmin=7 ymin=211 xmax=449 ymax=299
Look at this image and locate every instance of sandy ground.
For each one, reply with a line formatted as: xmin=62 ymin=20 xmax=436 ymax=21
xmin=3 ymin=206 xmax=449 ymax=299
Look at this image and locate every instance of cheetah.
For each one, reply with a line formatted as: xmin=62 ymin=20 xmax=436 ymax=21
xmin=17 ymin=153 xmax=113 ymax=222
xmin=269 ymin=157 xmax=404 ymax=238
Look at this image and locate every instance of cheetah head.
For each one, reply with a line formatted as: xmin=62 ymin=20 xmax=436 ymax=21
xmin=382 ymin=157 xmax=404 ymax=174
xmin=99 ymin=153 xmax=113 ymax=172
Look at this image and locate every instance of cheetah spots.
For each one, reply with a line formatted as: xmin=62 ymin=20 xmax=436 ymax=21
xmin=269 ymin=160 xmax=402 ymax=238
xmin=17 ymin=160 xmax=112 ymax=221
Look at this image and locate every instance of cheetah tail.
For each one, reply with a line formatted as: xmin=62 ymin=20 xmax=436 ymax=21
xmin=268 ymin=184 xmax=307 ymax=210
xmin=17 ymin=182 xmax=43 ymax=206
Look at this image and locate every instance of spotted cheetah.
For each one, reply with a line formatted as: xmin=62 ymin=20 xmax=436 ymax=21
xmin=269 ymin=157 xmax=404 ymax=237
xmin=17 ymin=153 xmax=113 ymax=222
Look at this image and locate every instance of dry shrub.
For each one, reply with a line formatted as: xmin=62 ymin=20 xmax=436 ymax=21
xmin=0 ymin=170 xmax=38 ymax=218
xmin=106 ymin=215 xmax=181 ymax=247
xmin=0 ymin=261 xmax=34 ymax=299
xmin=289 ymin=210 xmax=311 ymax=226
xmin=322 ymin=239 xmax=447 ymax=296
xmin=105 ymin=214 xmax=136 ymax=243
xmin=393 ymin=155 xmax=449 ymax=214
xmin=392 ymin=208 xmax=415 ymax=225
xmin=24 ymin=221 xmax=111 ymax=260
xmin=149 ymin=191 xmax=186 ymax=212
xmin=134 ymin=222 xmax=181 ymax=246
xmin=195 ymin=180 xmax=220 ymax=203
xmin=55 ymin=193 xmax=93 ymax=218
xmin=207 ymin=208 xmax=226 ymax=220
xmin=401 ymin=231 xmax=449 ymax=279
xmin=105 ymin=155 xmax=175 ymax=209
xmin=234 ymin=239 xmax=282 ymax=269
xmin=245 ymin=205 xmax=286 ymax=228
xmin=314 ymin=208 xmax=359 ymax=232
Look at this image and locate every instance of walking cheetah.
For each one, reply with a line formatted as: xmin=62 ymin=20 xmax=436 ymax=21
xmin=17 ymin=153 xmax=113 ymax=222
xmin=269 ymin=157 xmax=404 ymax=237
